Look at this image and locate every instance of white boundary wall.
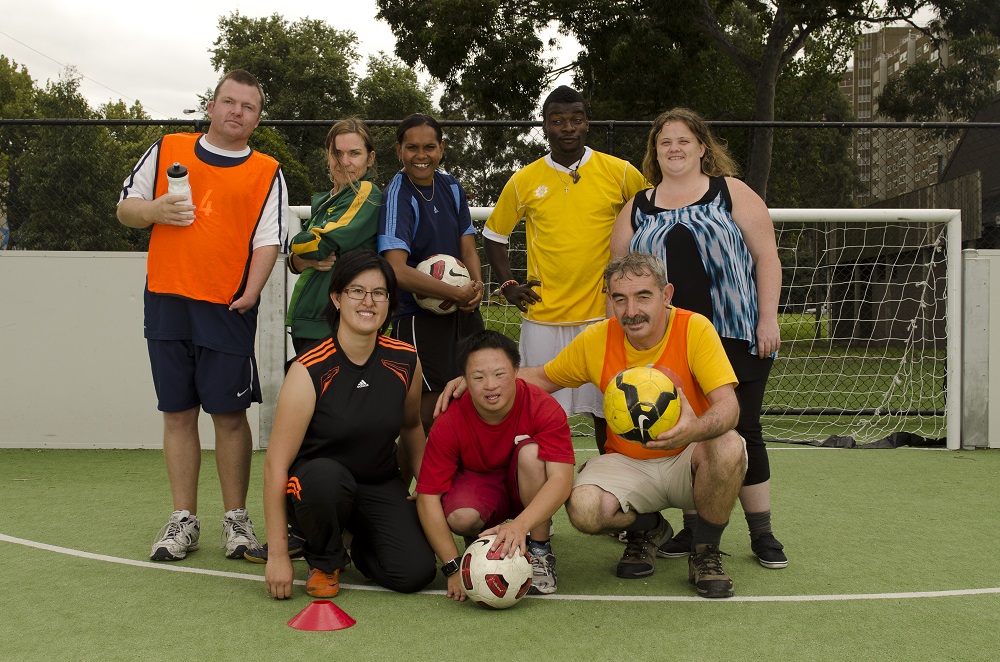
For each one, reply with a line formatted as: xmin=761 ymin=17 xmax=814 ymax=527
xmin=0 ymin=208 xmax=966 ymax=449
xmin=0 ymin=252 xmax=283 ymax=449
xmin=961 ymin=249 xmax=1000 ymax=449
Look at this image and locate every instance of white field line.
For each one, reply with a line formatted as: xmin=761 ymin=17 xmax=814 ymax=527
xmin=3 ymin=532 xmax=997 ymax=603
xmin=571 ymin=447 xmax=949 ymax=454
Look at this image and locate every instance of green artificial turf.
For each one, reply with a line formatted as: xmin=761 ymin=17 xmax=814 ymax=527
xmin=2 ymin=445 xmax=999 ymax=661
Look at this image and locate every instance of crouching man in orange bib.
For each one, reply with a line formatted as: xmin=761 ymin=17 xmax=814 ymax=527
xmin=437 ymin=252 xmax=746 ymax=598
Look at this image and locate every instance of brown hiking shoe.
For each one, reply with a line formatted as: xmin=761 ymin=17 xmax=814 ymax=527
xmin=688 ymin=544 xmax=734 ymax=598
xmin=615 ymin=516 xmax=673 ymax=579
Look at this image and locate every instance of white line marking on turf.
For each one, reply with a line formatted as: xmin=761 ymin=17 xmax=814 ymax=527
xmin=4 ymin=532 xmax=999 ymax=603
xmin=572 ymin=446 xmax=946 ymax=454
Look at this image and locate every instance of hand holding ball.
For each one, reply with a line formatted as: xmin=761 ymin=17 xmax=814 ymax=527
xmin=603 ymin=366 xmax=680 ymax=443
xmin=461 ymin=535 xmax=532 ymax=609
xmin=414 ymin=254 xmax=470 ymax=315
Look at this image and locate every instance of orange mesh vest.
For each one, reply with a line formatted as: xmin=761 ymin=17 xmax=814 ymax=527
xmin=599 ymin=309 xmax=711 ymax=459
xmin=148 ymin=133 xmax=279 ymax=304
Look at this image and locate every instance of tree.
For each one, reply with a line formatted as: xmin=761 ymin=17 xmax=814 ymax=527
xmin=0 ymin=61 xmax=161 ymax=251
xmin=208 ymin=13 xmax=435 ymax=202
xmin=14 ymin=72 xmax=157 ymax=251
xmin=376 ymin=1 xmax=549 ymax=120
xmin=690 ymin=0 xmax=998 ymax=197
xmin=376 ymin=0 xmax=1000 ymax=200
xmin=0 ymin=56 xmax=36 ymax=248
xmin=877 ymin=32 xmax=1000 ymax=122
xmin=210 ymin=12 xmax=360 ymax=122
xmin=249 ymin=125 xmax=314 ymax=208
xmin=1 ymin=70 xmax=139 ymax=250
xmin=766 ymin=61 xmax=860 ymax=208
xmin=437 ymin=92 xmax=542 ymax=206
xmin=357 ymin=53 xmax=434 ymax=120
xmin=356 ymin=53 xmax=435 ymax=181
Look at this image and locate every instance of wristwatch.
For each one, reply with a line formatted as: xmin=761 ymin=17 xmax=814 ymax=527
xmin=441 ymin=557 xmax=461 ymax=577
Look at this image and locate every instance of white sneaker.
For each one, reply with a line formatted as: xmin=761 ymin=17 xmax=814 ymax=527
xmin=150 ymin=510 xmax=200 ymax=561
xmin=527 ymin=543 xmax=557 ymax=595
xmin=222 ymin=508 xmax=260 ymax=559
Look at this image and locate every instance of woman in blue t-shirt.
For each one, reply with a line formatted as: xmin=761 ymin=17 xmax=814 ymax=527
xmin=378 ymin=114 xmax=485 ymax=435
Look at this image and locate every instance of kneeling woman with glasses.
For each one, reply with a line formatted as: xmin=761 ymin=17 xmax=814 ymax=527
xmin=262 ymin=250 xmax=436 ymax=599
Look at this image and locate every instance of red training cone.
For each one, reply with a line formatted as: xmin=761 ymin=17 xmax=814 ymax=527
xmin=287 ymin=600 xmax=357 ymax=631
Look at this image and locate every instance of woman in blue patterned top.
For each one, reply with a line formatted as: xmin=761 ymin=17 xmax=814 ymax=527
xmin=609 ymin=107 xmax=786 ymax=570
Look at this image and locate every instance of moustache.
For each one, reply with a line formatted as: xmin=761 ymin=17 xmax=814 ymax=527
xmin=620 ymin=314 xmax=650 ymax=326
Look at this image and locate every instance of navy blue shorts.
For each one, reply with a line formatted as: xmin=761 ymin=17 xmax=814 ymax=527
xmin=390 ymin=310 xmax=484 ymax=392
xmin=147 ymin=339 xmax=261 ymax=414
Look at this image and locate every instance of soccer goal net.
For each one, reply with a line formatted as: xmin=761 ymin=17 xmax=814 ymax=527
xmin=470 ymin=207 xmax=962 ymax=447
xmin=763 ymin=209 xmax=960 ymax=445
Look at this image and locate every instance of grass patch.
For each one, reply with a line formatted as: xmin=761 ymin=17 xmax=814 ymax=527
xmin=3 ymin=447 xmax=1000 ymax=661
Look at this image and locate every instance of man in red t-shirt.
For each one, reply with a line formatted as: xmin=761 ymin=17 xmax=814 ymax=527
xmin=416 ymin=331 xmax=576 ymax=598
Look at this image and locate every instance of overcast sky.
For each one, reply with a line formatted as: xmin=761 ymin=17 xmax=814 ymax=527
xmin=0 ymin=0 xmax=420 ymax=119
xmin=1 ymin=0 xmax=578 ymax=120
xmin=2 ymin=2 xmax=936 ymax=122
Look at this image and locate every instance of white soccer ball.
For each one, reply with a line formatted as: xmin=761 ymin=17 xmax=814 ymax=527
xmin=461 ymin=535 xmax=532 ymax=609
xmin=414 ymin=253 xmax=470 ymax=315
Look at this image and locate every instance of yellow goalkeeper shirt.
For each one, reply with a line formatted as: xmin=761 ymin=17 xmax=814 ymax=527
xmin=484 ymin=148 xmax=648 ymax=325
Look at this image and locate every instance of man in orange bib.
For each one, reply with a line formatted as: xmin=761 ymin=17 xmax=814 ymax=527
xmin=437 ymin=252 xmax=746 ymax=598
xmin=117 ymin=70 xmax=289 ymax=563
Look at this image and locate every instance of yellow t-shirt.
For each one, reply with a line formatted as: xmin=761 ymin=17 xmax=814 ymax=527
xmin=484 ymin=149 xmax=648 ymax=325
xmin=543 ymin=309 xmax=737 ymax=409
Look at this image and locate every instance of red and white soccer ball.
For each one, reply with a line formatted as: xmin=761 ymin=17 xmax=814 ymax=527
xmin=414 ymin=253 xmax=470 ymax=315
xmin=461 ymin=535 xmax=532 ymax=609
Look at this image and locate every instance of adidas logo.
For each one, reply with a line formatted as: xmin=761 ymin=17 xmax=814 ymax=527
xmin=356 ymin=379 xmax=369 ymax=389
xmin=433 ymin=205 xmax=439 ymax=213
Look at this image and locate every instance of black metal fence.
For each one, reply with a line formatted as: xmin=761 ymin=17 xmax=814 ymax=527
xmin=2 ymin=118 xmax=999 ymax=250
xmin=2 ymin=118 xmax=997 ymax=442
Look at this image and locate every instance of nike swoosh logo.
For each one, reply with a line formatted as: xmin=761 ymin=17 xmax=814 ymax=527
xmin=637 ymin=415 xmax=650 ymax=437
xmin=448 ymin=269 xmax=465 ymax=278
xmin=237 ymin=388 xmax=251 ymax=397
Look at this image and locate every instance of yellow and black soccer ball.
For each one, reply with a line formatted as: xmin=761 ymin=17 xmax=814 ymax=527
xmin=603 ymin=366 xmax=680 ymax=443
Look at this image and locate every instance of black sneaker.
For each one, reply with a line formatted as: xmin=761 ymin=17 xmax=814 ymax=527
xmin=688 ymin=544 xmax=734 ymax=598
xmin=657 ymin=526 xmax=694 ymax=558
xmin=243 ymin=529 xmax=306 ymax=564
xmin=751 ymin=532 xmax=788 ymax=569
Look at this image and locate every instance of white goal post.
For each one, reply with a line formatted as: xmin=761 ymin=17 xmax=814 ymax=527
xmin=279 ymin=206 xmax=961 ymax=449
xmin=468 ymin=207 xmax=962 ymax=449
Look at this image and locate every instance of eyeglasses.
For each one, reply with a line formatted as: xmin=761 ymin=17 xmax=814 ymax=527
xmin=343 ymin=286 xmax=390 ymax=302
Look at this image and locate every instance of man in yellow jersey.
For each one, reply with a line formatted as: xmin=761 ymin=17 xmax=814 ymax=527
xmin=483 ymin=86 xmax=648 ymax=453
xmin=437 ymin=253 xmax=746 ymax=598
xmin=117 ymin=70 xmax=289 ymax=563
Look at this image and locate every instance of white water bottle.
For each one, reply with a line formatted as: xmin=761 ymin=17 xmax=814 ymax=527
xmin=166 ymin=162 xmax=194 ymax=210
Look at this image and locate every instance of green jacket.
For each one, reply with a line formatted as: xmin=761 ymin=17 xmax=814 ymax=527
xmin=286 ymin=174 xmax=382 ymax=341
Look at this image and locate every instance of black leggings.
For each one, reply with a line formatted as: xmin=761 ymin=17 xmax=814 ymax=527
xmin=287 ymin=457 xmax=436 ymax=593
xmin=722 ymin=338 xmax=774 ymax=487
xmin=664 ymin=227 xmax=774 ymax=485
